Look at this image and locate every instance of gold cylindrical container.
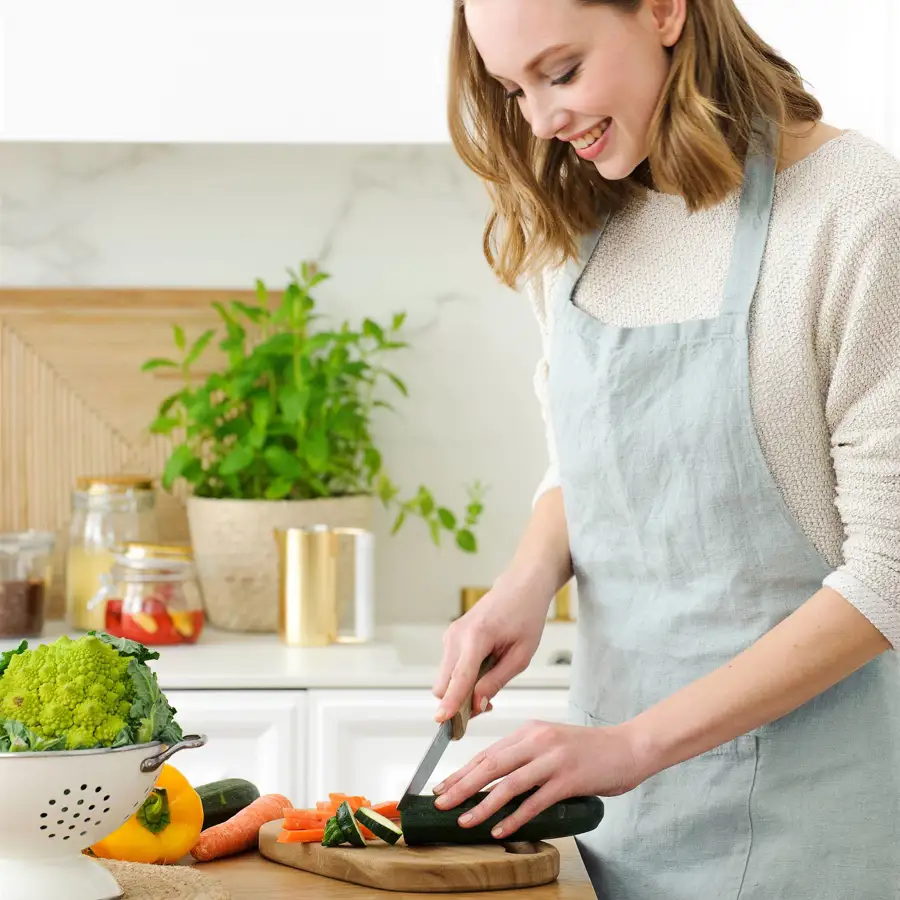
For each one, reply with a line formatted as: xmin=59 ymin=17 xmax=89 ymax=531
xmin=275 ymin=526 xmax=375 ymax=647
xmin=460 ymin=586 xmax=490 ymax=616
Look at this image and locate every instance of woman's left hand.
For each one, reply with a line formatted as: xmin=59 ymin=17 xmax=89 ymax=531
xmin=432 ymin=720 xmax=648 ymax=839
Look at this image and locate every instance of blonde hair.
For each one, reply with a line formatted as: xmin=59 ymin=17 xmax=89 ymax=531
xmin=448 ymin=0 xmax=823 ymax=288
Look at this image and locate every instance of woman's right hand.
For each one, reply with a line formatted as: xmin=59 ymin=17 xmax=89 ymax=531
xmin=432 ymin=575 xmax=552 ymax=724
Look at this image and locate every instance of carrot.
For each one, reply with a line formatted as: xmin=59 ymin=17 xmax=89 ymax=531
xmin=373 ymin=801 xmax=400 ymax=821
xmin=191 ymin=793 xmax=293 ymax=862
xmin=283 ymin=812 xmax=332 ymax=831
xmin=276 ymin=827 xmax=326 ymax=844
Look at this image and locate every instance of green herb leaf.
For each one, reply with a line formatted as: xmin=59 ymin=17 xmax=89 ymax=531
xmin=391 ymin=511 xmax=406 ymax=534
xmin=265 ymin=477 xmax=295 ymax=500
xmin=438 ymin=508 xmax=457 ymax=530
xmin=387 ymin=373 xmax=408 ymax=397
xmin=185 ymin=328 xmax=216 ymax=368
xmin=392 ymin=312 xmax=407 ymax=331
xmin=141 ymin=358 xmax=178 ymax=372
xmin=456 ymin=529 xmax=477 ymax=553
xmin=173 ymin=324 xmax=186 ymax=351
xmin=219 ymin=445 xmax=255 ymax=475
xmin=264 ymin=445 xmax=304 ymax=478
xmin=149 ymin=415 xmax=180 ymax=435
xmin=162 ymin=444 xmax=195 ymax=490
xmin=304 ymin=430 xmax=329 ymax=472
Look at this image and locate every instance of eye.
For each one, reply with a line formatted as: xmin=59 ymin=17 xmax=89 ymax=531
xmin=504 ymin=87 xmax=525 ymax=101
xmin=551 ymin=65 xmax=581 ymax=86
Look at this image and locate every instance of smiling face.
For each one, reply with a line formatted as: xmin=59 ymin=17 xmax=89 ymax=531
xmin=463 ymin=0 xmax=684 ymax=180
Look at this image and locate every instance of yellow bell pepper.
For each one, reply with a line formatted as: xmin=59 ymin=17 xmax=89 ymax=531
xmin=91 ymin=763 xmax=204 ymax=864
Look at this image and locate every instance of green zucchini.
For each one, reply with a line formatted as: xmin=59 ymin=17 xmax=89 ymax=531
xmin=336 ymin=800 xmax=367 ymax=847
xmin=195 ymin=778 xmax=261 ymax=830
xmin=322 ymin=815 xmax=345 ymax=848
xmin=400 ymin=789 xmax=604 ymax=846
xmin=355 ymin=807 xmax=403 ymax=845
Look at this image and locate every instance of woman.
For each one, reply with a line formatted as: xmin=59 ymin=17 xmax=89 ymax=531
xmin=430 ymin=1 xmax=900 ymax=897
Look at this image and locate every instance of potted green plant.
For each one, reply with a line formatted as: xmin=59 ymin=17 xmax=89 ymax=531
xmin=142 ymin=261 xmax=485 ymax=632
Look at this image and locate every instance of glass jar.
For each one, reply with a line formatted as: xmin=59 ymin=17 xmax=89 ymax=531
xmin=65 ymin=475 xmax=158 ymax=631
xmin=90 ymin=542 xmax=205 ymax=646
xmin=0 ymin=531 xmax=55 ymax=638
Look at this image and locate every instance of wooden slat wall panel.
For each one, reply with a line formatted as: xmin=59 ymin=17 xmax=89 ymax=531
xmin=0 ymin=288 xmax=268 ymax=617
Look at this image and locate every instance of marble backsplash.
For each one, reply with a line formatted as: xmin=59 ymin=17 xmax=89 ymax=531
xmin=0 ymin=143 xmax=551 ymax=626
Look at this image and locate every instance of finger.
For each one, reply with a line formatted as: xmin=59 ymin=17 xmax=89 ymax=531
xmin=433 ymin=729 xmax=527 ymax=798
xmin=432 ymin=630 xmax=462 ymax=699
xmin=436 ymin=646 xmax=491 ymax=722
xmin=471 ymin=649 xmax=527 ymax=712
xmin=451 ymin=758 xmax=552 ymax=829
xmin=489 ymin=779 xmax=562 ymax=840
xmin=435 ymin=734 xmax=533 ymax=812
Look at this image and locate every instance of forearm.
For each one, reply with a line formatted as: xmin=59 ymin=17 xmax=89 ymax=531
xmin=626 ymin=586 xmax=891 ymax=780
xmin=496 ymin=487 xmax=572 ymax=608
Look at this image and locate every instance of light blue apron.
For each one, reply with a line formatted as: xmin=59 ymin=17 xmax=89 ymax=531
xmin=548 ymin=125 xmax=900 ymax=899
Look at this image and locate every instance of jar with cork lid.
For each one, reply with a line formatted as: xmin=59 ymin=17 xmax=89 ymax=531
xmin=65 ymin=475 xmax=158 ymax=631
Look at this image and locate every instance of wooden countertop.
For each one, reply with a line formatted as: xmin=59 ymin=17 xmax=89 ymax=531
xmin=186 ymin=839 xmax=595 ymax=899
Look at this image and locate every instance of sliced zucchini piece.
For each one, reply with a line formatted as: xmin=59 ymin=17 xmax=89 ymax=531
xmin=322 ymin=815 xmax=345 ymax=848
xmin=336 ymin=801 xmax=367 ymax=847
xmin=355 ymin=807 xmax=403 ymax=846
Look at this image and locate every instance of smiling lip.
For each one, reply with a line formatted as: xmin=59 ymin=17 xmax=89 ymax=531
xmin=561 ymin=118 xmax=611 ymax=143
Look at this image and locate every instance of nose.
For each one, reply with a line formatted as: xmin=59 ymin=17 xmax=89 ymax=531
xmin=524 ymin=93 xmax=570 ymax=142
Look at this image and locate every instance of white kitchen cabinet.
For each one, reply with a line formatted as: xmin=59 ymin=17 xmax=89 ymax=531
xmin=305 ymin=689 xmax=571 ymax=805
xmin=0 ymin=0 xmax=453 ymax=144
xmin=164 ymin=691 xmax=306 ymax=805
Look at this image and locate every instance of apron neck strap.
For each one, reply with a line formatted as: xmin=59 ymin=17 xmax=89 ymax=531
xmin=720 ymin=120 xmax=778 ymax=319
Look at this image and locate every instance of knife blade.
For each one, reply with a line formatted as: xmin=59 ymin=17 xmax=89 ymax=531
xmin=397 ymin=655 xmax=496 ymax=811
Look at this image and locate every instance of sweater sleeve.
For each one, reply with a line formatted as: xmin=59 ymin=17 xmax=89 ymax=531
xmin=819 ymin=196 xmax=900 ymax=648
xmin=525 ymin=270 xmax=562 ymax=506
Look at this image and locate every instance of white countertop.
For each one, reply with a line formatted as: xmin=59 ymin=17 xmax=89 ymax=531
xmin=0 ymin=620 xmax=576 ymax=691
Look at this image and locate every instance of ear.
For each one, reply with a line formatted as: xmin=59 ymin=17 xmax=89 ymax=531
xmin=649 ymin=0 xmax=687 ymax=47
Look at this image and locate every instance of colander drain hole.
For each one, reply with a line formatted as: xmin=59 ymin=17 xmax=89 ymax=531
xmin=43 ymin=784 xmax=109 ymax=840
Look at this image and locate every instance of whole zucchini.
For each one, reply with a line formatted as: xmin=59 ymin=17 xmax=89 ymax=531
xmin=400 ymin=789 xmax=604 ymax=846
xmin=196 ymin=778 xmax=261 ymax=829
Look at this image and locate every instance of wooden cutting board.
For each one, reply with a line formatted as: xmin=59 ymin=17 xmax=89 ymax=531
xmin=257 ymin=820 xmax=561 ymax=893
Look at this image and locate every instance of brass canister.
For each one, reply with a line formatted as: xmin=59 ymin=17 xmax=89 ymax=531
xmin=275 ymin=526 xmax=375 ymax=647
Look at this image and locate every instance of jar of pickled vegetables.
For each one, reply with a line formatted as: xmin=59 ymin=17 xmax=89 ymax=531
xmin=65 ymin=476 xmax=158 ymax=631
xmin=90 ymin=542 xmax=205 ymax=645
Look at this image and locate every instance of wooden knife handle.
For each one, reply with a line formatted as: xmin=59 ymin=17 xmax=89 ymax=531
xmin=450 ymin=655 xmax=496 ymax=741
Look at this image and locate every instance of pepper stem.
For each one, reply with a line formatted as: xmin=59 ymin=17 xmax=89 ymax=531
xmin=137 ymin=788 xmax=171 ymax=834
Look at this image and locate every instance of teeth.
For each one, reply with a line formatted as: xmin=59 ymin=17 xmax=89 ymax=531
xmin=571 ymin=120 xmax=610 ymax=150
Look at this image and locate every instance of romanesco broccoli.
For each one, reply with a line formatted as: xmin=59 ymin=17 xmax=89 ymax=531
xmin=0 ymin=632 xmax=183 ymax=752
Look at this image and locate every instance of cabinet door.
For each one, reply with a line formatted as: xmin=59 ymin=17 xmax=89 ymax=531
xmin=306 ymin=689 xmax=570 ymax=804
xmin=165 ymin=691 xmax=305 ymax=805
xmin=1 ymin=0 xmax=453 ymax=143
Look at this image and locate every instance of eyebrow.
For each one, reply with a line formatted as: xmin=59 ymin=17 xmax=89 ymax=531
xmin=486 ymin=43 xmax=575 ymax=80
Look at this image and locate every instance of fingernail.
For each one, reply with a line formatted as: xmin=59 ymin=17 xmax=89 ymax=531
xmin=459 ymin=813 xmax=473 ymax=825
xmin=433 ymin=782 xmax=445 ymax=794
xmin=435 ymin=795 xmax=449 ymax=808
xmin=492 ymin=826 xmax=504 ymax=838
xmin=479 ymin=697 xmax=489 ymax=712
xmin=435 ymin=707 xmax=447 ymax=721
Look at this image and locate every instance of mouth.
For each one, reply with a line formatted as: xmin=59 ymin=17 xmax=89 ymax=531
xmin=567 ymin=118 xmax=612 ymax=150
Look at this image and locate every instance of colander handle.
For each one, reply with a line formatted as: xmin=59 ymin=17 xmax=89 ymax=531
xmin=140 ymin=734 xmax=208 ymax=773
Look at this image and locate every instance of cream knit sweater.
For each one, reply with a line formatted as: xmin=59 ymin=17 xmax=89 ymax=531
xmin=530 ymin=131 xmax=900 ymax=647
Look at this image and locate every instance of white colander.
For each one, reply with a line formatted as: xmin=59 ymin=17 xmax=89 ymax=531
xmin=0 ymin=733 xmax=207 ymax=900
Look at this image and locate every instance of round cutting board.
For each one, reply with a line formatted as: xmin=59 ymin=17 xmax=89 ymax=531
xmin=258 ymin=819 xmax=561 ymax=893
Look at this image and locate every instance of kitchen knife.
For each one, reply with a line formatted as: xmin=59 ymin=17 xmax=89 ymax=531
xmin=397 ymin=655 xmax=496 ymax=810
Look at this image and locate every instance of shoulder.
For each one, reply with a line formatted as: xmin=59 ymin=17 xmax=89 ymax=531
xmin=774 ymin=131 xmax=900 ymax=240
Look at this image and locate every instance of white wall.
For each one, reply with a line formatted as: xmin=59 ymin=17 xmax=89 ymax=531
xmin=0 ymin=143 xmax=549 ymax=626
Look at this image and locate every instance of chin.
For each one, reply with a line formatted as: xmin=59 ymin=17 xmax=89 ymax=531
xmin=592 ymin=154 xmax=641 ymax=180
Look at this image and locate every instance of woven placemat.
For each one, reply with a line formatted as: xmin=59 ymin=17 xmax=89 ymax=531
xmin=98 ymin=860 xmax=231 ymax=900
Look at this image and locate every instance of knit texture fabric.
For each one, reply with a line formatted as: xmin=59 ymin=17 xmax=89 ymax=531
xmin=529 ymin=131 xmax=900 ymax=646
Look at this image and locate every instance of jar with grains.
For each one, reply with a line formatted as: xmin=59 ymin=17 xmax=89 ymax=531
xmin=90 ymin=542 xmax=205 ymax=645
xmin=0 ymin=531 xmax=55 ymax=638
xmin=65 ymin=475 xmax=158 ymax=632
